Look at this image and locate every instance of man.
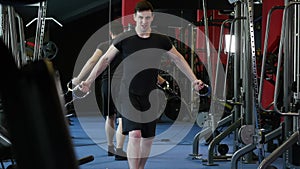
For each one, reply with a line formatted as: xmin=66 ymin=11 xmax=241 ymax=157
xmin=72 ymin=21 xmax=127 ymax=160
xmin=79 ymin=1 xmax=205 ymax=168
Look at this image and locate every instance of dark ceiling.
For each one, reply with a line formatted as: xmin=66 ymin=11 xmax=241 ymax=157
xmin=13 ymin=0 xmax=116 ymax=24
xmin=11 ymin=0 xmax=234 ymax=25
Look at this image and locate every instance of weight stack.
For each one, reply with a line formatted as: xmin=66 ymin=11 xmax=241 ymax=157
xmin=0 ymin=40 xmax=79 ymax=169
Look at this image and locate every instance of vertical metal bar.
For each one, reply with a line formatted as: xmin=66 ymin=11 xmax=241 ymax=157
xmin=243 ymin=0 xmax=253 ymax=125
xmin=16 ymin=14 xmax=27 ymax=66
xmin=233 ymin=1 xmax=242 ymax=152
xmin=3 ymin=6 xmax=9 ymax=46
xmin=201 ymin=0 xmax=212 ymax=84
xmin=222 ymin=22 xmax=234 ymax=99
xmin=33 ymin=1 xmax=47 ymax=61
xmin=283 ymin=3 xmax=292 ymax=167
xmin=291 ymin=1 xmax=300 ymax=166
xmin=190 ymin=24 xmax=196 ymax=113
xmin=202 ymin=0 xmax=217 ymax=137
xmin=243 ymin=0 xmax=259 ymax=163
xmin=215 ymin=19 xmax=231 ymax=90
xmin=7 ymin=6 xmax=20 ymax=67
xmin=295 ymin=1 xmax=300 ymax=102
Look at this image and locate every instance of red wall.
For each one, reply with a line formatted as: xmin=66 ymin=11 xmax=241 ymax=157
xmin=261 ymin=0 xmax=284 ymax=53
xmin=121 ymin=0 xmax=140 ymax=27
xmin=260 ymin=0 xmax=284 ymax=109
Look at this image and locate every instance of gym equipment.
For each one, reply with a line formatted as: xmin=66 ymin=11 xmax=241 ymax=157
xmin=1 ymin=1 xmax=61 ymax=66
xmin=258 ymin=2 xmax=300 ymax=169
xmin=203 ymin=118 xmax=241 ymax=165
xmin=195 ymin=9 xmax=246 ymax=165
xmin=258 ymin=5 xmax=284 ymax=113
xmin=33 ymin=1 xmax=47 ymax=61
xmin=0 ymin=126 xmax=14 ymax=168
xmin=218 ymin=144 xmax=229 ymax=156
xmin=0 ymin=39 xmax=94 ymax=169
xmin=197 ymin=0 xmax=284 ymax=167
xmin=195 ymin=84 xmax=211 ymax=97
xmin=25 ymin=2 xmax=62 ymax=61
xmin=232 ymin=1 xmax=300 ymax=169
xmin=0 ymin=39 xmax=79 ymax=169
xmin=1 ymin=5 xmax=26 ymax=67
xmin=77 ymin=155 xmax=94 ymax=166
xmin=230 ymin=0 xmax=266 ymax=167
xmin=1 ymin=1 xmax=95 ymax=168
xmin=63 ymin=80 xmax=90 ymax=123
xmin=157 ymin=81 xmax=204 ymax=121
xmin=41 ymin=40 xmax=58 ymax=59
xmin=24 ymin=40 xmax=59 ymax=60
xmin=191 ymin=16 xmax=229 ymax=159
xmin=64 ymin=81 xmax=90 ymax=107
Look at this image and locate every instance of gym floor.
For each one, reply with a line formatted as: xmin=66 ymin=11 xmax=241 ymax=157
xmin=66 ymin=114 xmax=283 ymax=169
xmin=0 ymin=112 xmax=285 ymax=169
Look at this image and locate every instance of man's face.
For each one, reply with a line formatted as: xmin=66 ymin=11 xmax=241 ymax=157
xmin=134 ymin=10 xmax=154 ymax=33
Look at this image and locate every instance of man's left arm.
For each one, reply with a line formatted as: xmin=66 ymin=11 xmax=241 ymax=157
xmin=167 ymin=46 xmax=205 ymax=91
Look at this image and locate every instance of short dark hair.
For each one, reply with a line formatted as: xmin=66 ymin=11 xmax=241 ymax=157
xmin=110 ymin=21 xmax=124 ymax=35
xmin=134 ymin=0 xmax=154 ymax=13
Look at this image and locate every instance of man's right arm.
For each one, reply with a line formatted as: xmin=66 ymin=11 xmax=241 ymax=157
xmin=72 ymin=49 xmax=103 ymax=85
xmin=80 ymin=45 xmax=119 ymax=92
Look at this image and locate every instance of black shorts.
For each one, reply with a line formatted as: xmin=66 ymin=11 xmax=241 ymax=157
xmin=95 ymin=78 xmax=121 ymax=118
xmin=120 ymin=92 xmax=161 ymax=138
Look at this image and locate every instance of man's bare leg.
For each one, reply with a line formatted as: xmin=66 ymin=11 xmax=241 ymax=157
xmin=116 ymin=118 xmax=126 ymax=149
xmin=106 ymin=115 xmax=116 ymax=155
xmin=115 ymin=118 xmax=127 ymax=160
xmin=127 ymin=130 xmax=142 ymax=169
xmin=138 ymin=137 xmax=154 ymax=169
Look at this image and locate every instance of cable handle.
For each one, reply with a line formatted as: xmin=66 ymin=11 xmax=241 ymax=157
xmin=64 ymin=80 xmax=90 ymax=107
xmin=195 ymin=84 xmax=211 ymax=97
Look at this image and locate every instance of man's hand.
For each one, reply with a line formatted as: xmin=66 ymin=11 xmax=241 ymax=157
xmin=193 ymin=79 xmax=205 ymax=91
xmin=72 ymin=77 xmax=80 ymax=86
xmin=79 ymin=81 xmax=91 ymax=93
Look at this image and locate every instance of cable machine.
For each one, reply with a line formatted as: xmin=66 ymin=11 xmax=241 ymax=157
xmin=0 ymin=1 xmax=94 ymax=168
xmin=259 ymin=1 xmax=300 ymax=168
xmin=191 ymin=0 xmax=289 ymax=168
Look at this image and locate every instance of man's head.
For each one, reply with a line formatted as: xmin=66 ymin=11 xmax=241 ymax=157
xmin=134 ymin=0 xmax=154 ymax=34
xmin=134 ymin=0 xmax=153 ymax=14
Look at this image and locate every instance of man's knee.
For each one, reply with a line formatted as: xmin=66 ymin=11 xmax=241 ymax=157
xmin=129 ymin=130 xmax=142 ymax=138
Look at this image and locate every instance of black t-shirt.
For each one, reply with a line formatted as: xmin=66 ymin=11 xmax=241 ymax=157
xmin=113 ymin=30 xmax=172 ymax=95
xmin=97 ymin=40 xmax=123 ymax=79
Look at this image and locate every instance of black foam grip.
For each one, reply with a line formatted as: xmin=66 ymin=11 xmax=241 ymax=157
xmin=78 ymin=155 xmax=94 ymax=165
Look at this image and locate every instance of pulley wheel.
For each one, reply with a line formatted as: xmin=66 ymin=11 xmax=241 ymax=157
xmin=42 ymin=41 xmax=58 ymax=60
xmin=218 ymin=144 xmax=229 ymax=156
